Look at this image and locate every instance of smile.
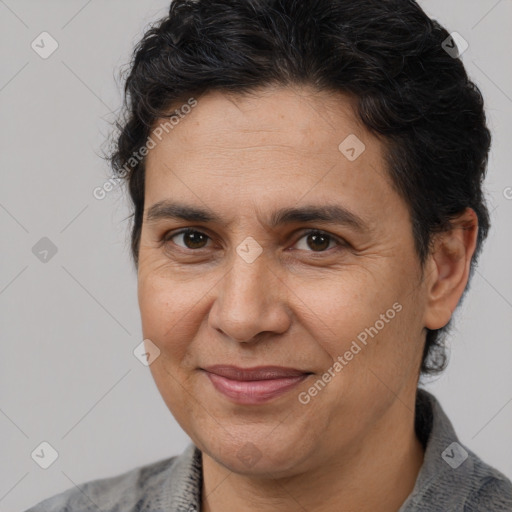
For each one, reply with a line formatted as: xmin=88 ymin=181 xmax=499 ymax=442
xmin=201 ymin=365 xmax=312 ymax=404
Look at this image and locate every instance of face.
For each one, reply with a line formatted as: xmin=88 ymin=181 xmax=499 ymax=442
xmin=137 ymin=85 xmax=428 ymax=476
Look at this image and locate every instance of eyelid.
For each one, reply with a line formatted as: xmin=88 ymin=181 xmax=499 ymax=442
xmin=290 ymin=228 xmax=346 ymax=251
xmin=160 ymin=227 xmax=215 ymax=250
xmin=161 ymin=227 xmax=346 ymax=253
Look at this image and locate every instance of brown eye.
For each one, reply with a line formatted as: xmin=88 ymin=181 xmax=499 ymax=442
xmin=162 ymin=228 xmax=343 ymax=255
xmin=166 ymin=229 xmax=211 ymax=250
xmin=294 ymin=230 xmax=339 ymax=252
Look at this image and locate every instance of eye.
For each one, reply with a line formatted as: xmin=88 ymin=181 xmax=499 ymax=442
xmin=292 ymin=230 xmax=342 ymax=253
xmin=163 ymin=228 xmax=212 ymax=250
xmin=162 ymin=228 xmax=343 ymax=254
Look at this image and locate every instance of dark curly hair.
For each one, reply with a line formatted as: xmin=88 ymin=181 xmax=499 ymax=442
xmin=108 ymin=0 xmax=491 ymax=376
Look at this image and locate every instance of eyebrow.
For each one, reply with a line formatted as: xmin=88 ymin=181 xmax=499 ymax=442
xmin=145 ymin=200 xmax=369 ymax=232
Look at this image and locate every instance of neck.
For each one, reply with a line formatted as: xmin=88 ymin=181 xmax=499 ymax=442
xmin=201 ymin=391 xmax=424 ymax=512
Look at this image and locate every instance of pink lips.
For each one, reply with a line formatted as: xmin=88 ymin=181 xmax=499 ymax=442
xmin=202 ymin=365 xmax=311 ymax=404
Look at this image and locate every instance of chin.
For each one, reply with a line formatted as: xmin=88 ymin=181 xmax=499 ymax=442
xmin=197 ymin=425 xmax=316 ymax=476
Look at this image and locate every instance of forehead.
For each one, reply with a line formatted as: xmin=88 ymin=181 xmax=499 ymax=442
xmin=150 ymin=86 xmax=365 ymax=155
xmin=143 ymin=86 xmax=401 ymax=227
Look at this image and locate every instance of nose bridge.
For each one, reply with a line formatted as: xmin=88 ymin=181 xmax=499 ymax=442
xmin=225 ymin=241 xmax=272 ymax=310
xmin=227 ymin=220 xmax=271 ymax=287
xmin=210 ymin=238 xmax=289 ymax=342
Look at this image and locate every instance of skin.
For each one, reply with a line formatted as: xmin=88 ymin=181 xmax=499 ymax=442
xmin=137 ymin=84 xmax=478 ymax=512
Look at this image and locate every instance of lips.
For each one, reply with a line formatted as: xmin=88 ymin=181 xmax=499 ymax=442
xmin=201 ymin=365 xmax=312 ymax=404
xmin=202 ymin=365 xmax=309 ymax=380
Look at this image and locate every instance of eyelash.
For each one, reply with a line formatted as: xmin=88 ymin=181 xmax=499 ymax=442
xmin=160 ymin=228 xmax=346 ymax=255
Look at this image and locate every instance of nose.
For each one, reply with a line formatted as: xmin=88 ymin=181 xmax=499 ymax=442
xmin=208 ymin=248 xmax=291 ymax=343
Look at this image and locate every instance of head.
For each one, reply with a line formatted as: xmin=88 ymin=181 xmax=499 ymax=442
xmin=109 ymin=0 xmax=490 ymax=475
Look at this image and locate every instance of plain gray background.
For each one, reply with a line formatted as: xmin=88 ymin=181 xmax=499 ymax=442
xmin=1 ymin=1 xmax=511 ymax=510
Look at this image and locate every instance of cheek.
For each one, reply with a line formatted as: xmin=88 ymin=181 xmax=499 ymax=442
xmin=137 ymin=269 xmax=196 ymax=354
xmin=303 ymin=269 xmax=421 ymax=387
xmin=138 ymin=275 xmax=169 ymax=336
xmin=137 ymin=261 xmax=226 ymax=373
xmin=293 ymin=270 xmax=396 ymax=351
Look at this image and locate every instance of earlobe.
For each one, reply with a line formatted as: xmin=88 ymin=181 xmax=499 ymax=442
xmin=423 ymin=208 xmax=479 ymax=330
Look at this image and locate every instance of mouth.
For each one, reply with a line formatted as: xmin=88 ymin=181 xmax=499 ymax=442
xmin=200 ymin=365 xmax=313 ymax=404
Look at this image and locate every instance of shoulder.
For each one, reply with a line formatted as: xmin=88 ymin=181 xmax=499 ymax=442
xmin=24 ymin=457 xmax=177 ymax=512
xmin=24 ymin=444 xmax=201 ymax=512
xmin=401 ymin=389 xmax=512 ymax=511
xmin=462 ymin=455 xmax=512 ymax=511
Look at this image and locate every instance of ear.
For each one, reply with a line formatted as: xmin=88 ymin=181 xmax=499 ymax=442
xmin=423 ymin=208 xmax=479 ymax=330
